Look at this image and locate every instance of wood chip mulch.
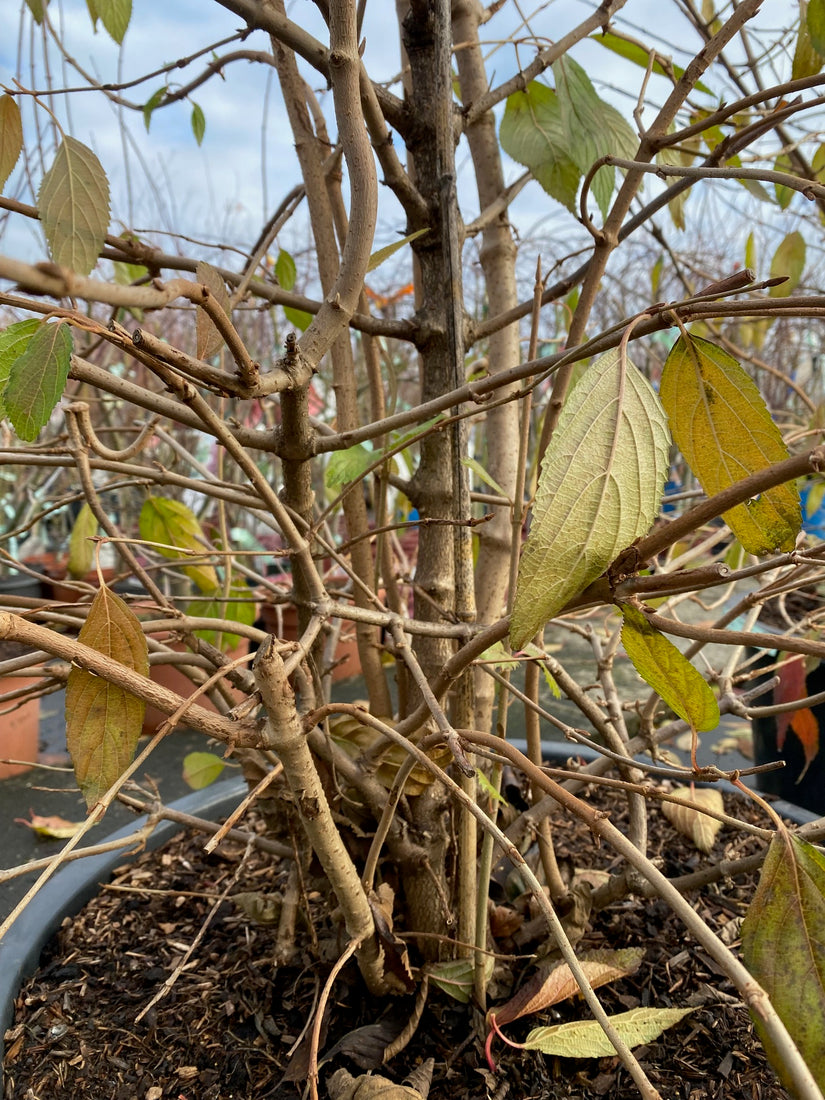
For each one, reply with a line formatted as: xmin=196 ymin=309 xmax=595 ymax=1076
xmin=3 ymin=783 xmax=793 ymax=1100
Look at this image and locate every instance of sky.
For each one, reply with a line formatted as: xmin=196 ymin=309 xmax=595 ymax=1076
xmin=0 ymin=0 xmax=806 ymax=294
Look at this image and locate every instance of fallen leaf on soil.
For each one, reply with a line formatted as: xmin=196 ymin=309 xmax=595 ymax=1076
xmin=661 ymin=787 xmax=724 ymax=852
xmin=522 ymin=1005 xmax=694 ymax=1057
xmin=327 ymin=1068 xmax=429 ymax=1100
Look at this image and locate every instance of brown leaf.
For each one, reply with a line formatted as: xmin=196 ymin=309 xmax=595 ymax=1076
xmin=15 ymin=812 xmax=83 ymax=838
xmin=661 ymin=787 xmax=724 ymax=853
xmin=491 ymin=947 xmax=644 ymax=1028
xmin=369 ymin=883 xmax=415 ymax=993
xmin=195 ymin=261 xmax=230 ymax=360
xmin=66 ymin=586 xmax=149 ymax=808
xmin=327 ymin=1068 xmax=427 ymax=1100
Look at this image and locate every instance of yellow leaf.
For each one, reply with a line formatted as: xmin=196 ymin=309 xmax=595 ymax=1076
xmin=15 ymin=812 xmax=83 ymax=839
xmin=660 ymin=334 xmax=801 ymax=555
xmin=661 ymin=787 xmax=725 ymax=853
xmin=68 ymin=502 xmax=99 ymax=578
xmin=66 ymin=586 xmax=149 ymax=808
xmin=195 ymin=261 xmax=230 ymax=360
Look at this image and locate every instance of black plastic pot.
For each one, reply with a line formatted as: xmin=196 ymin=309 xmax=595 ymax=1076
xmin=749 ymin=653 xmax=825 ymax=816
xmin=0 ymin=776 xmax=246 ymax=1068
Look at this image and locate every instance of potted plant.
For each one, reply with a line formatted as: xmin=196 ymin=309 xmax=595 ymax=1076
xmin=2 ymin=1 xmax=825 ymax=1096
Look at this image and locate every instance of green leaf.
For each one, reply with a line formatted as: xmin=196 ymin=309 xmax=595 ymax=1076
xmin=195 ymin=260 xmax=230 ymax=360
xmin=113 ymin=260 xmax=148 ymax=285
xmin=744 ymin=231 xmax=757 ymax=273
xmin=182 ymin=751 xmax=226 ymax=790
xmin=461 ymin=456 xmax=508 ymax=498
xmin=742 ymin=832 xmax=825 ymax=1090
xmin=650 ymin=254 xmax=664 ymax=299
xmin=367 ymin=228 xmax=428 ymax=273
xmin=0 ymin=319 xmax=41 ymax=417
xmin=143 ymin=86 xmax=166 ymax=132
xmin=589 ymin=32 xmax=712 ymax=94
xmin=5 ymin=322 xmax=73 ymax=441
xmin=38 ymin=136 xmax=111 ymax=276
xmin=86 ymin=0 xmax=98 ymax=29
xmin=522 ymin=1007 xmax=694 ymax=1057
xmin=659 ymin=334 xmax=801 ymax=554
xmin=94 ymin=0 xmax=131 ymax=43
xmin=774 ymin=154 xmax=794 ymax=209
xmin=65 ymin=586 xmax=149 ymax=808
xmin=769 ymin=230 xmax=806 ymax=297
xmin=510 ymin=349 xmax=670 ymax=650
xmin=0 ymin=95 xmax=23 ymax=194
xmin=283 ymin=304 xmax=313 ymax=332
xmin=275 ymin=249 xmax=296 ymax=292
xmin=68 ymin=502 xmax=99 ymax=579
xmin=621 ymin=604 xmax=720 ymax=732
xmin=25 ymin=0 xmax=46 ymax=22
xmin=500 ymin=82 xmax=581 ymax=212
xmin=553 ymin=56 xmax=638 ymax=219
xmin=794 ymin=1 xmax=824 ymax=80
xmin=191 ymin=102 xmax=206 ymax=146
xmin=427 ymin=957 xmax=492 ymax=1004
xmin=809 ymin=0 xmax=825 ymax=55
xmin=325 ymin=442 xmax=375 ymax=489
xmin=191 ymin=575 xmax=256 ymax=650
xmin=138 ymin=496 xmax=219 ymax=593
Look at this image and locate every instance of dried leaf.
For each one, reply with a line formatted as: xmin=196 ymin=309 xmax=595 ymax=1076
xmin=369 ymin=883 xmax=414 ymax=993
xmin=621 ymin=604 xmax=720 ymax=732
xmin=38 ymin=136 xmax=110 ymax=276
xmin=195 ymin=260 xmax=230 ymax=360
xmin=231 ymin=890 xmax=282 ymax=926
xmin=511 ymin=349 xmax=670 ymax=649
xmin=4 ymin=321 xmax=73 ymax=441
xmin=66 ymin=586 xmax=149 ymax=808
xmin=15 ymin=812 xmax=83 ymax=838
xmin=522 ymin=1006 xmax=694 ymax=1057
xmin=138 ymin=496 xmax=219 ymax=593
xmin=661 ymin=787 xmax=724 ymax=853
xmin=182 ymin=750 xmax=226 ymax=790
xmin=660 ymin=334 xmax=800 ymax=555
xmin=0 ymin=95 xmax=23 ymax=193
xmin=492 ymin=948 xmax=644 ymax=1028
xmin=327 ymin=1068 xmax=427 ymax=1100
xmin=775 ymin=654 xmax=820 ymax=777
xmin=67 ymin=502 xmax=99 ymax=578
xmin=742 ymin=831 xmax=825 ymax=1089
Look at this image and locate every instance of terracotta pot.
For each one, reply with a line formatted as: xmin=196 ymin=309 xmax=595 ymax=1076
xmin=142 ymin=639 xmax=250 ymax=734
xmin=0 ymin=673 xmax=40 ymax=780
xmin=257 ymin=601 xmax=361 ymax=682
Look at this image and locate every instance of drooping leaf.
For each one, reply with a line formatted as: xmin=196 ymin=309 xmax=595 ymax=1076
xmin=511 ymin=349 xmax=670 ymax=650
xmin=143 ymin=86 xmax=166 ymax=132
xmin=138 ymin=496 xmax=219 ymax=592
xmin=589 ymin=32 xmax=712 ymax=94
xmin=25 ymin=0 xmax=46 ymax=22
xmin=5 ymin=322 xmax=73 ymax=441
xmin=809 ymin=0 xmax=825 ymax=55
xmin=367 ymin=228 xmax=428 ymax=273
xmin=283 ymin=304 xmax=313 ymax=331
xmin=95 ymin=0 xmax=131 ymax=43
xmin=191 ymin=575 xmax=256 ymax=650
xmin=0 ymin=95 xmax=23 ymax=193
xmin=195 ymin=261 xmax=230 ymax=360
xmin=650 ymin=254 xmax=664 ymax=299
xmin=182 ymin=751 xmax=226 ymax=790
xmin=661 ymin=787 xmax=725 ymax=853
xmin=461 ymin=456 xmax=508 ymax=498
xmin=552 ymin=56 xmax=638 ymax=218
xmin=775 ymin=655 xmax=820 ymax=777
xmin=744 ymin=231 xmax=757 ymax=273
xmin=660 ymin=334 xmax=801 ymax=555
xmin=769 ymin=230 xmax=806 ymax=297
xmin=773 ymin=153 xmax=794 ymax=209
xmin=38 ymin=137 xmax=110 ymax=276
xmin=522 ymin=1006 xmax=694 ymax=1057
xmin=492 ymin=949 xmax=644 ymax=1027
xmin=741 ymin=831 xmax=825 ymax=1089
xmin=621 ymin=604 xmax=720 ymax=732
xmin=191 ymin=102 xmax=206 ymax=146
xmin=65 ymin=586 xmax=149 ymax=808
xmin=794 ymin=2 xmax=824 ymax=81
xmin=68 ymin=502 xmax=99 ymax=578
xmin=656 ymin=145 xmax=690 ymax=230
xmin=275 ymin=249 xmax=296 ymax=291
xmin=86 ymin=0 xmax=98 ymax=29
xmin=0 ymin=319 xmax=41 ymax=417
xmin=500 ymin=82 xmax=581 ymax=212
xmin=326 ymin=442 xmax=375 ymax=489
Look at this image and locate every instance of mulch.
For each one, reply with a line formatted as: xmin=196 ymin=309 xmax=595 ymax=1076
xmin=3 ymin=781 xmax=792 ymax=1100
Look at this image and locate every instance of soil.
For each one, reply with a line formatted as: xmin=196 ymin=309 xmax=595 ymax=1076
xmin=3 ymin=783 xmax=793 ymax=1100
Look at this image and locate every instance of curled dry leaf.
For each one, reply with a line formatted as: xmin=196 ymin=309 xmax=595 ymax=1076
xmin=661 ymin=787 xmax=725 ymax=853
xmin=14 ymin=812 xmax=83 ymax=839
xmin=326 ymin=1068 xmax=428 ymax=1100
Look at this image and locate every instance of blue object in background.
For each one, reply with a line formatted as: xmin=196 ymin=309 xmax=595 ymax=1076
xmin=801 ymin=482 xmax=825 ymax=539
